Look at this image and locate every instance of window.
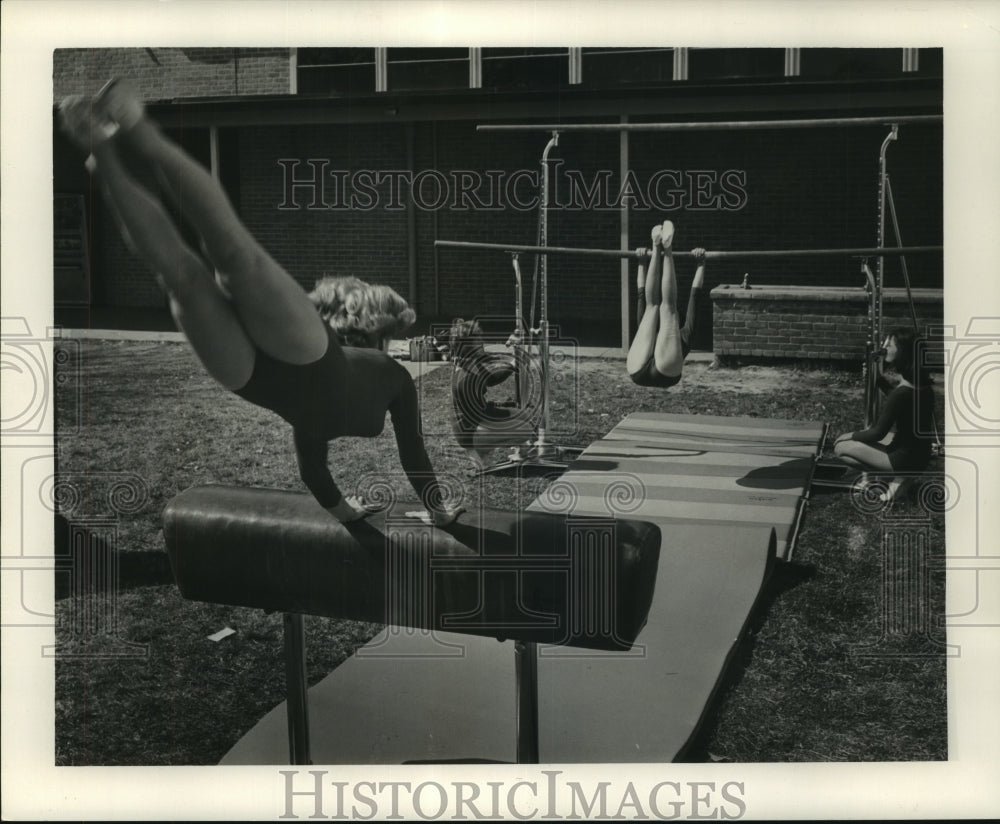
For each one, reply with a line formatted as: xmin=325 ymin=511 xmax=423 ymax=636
xmin=580 ymin=48 xmax=675 ymax=86
xmin=914 ymin=48 xmax=942 ymax=76
xmin=799 ymin=48 xmax=905 ymax=79
xmin=686 ymin=48 xmax=785 ymax=82
xmin=481 ymin=48 xmax=570 ymax=90
xmin=387 ymin=48 xmax=469 ymax=92
xmin=297 ymin=48 xmax=376 ymax=95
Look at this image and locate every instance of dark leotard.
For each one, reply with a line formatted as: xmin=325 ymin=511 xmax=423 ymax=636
xmin=851 ymin=374 xmax=935 ymax=471
xmin=235 ymin=325 xmax=435 ymax=508
xmin=629 ymin=285 xmax=700 ymax=388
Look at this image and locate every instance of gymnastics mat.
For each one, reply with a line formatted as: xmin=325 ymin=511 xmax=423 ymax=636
xmin=221 ymin=520 xmax=775 ymax=765
xmin=221 ymin=412 xmax=820 ymax=764
xmin=539 ymin=411 xmax=826 ymax=560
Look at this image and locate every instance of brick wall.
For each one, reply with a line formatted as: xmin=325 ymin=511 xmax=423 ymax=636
xmin=53 ymin=48 xmax=291 ymax=102
xmin=712 ymin=285 xmax=943 ymax=361
xmin=238 ymin=120 xmax=943 ymax=335
xmin=626 ymin=125 xmax=943 ymax=349
xmin=51 ymin=50 xmax=942 ymax=340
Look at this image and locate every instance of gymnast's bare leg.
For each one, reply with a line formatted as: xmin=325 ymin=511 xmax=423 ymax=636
xmin=92 ymin=81 xmax=328 ymax=370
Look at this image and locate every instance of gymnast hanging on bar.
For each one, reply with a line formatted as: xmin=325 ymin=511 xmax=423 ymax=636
xmin=58 ymin=79 xmax=462 ymax=525
xmin=626 ymin=221 xmax=707 ymax=388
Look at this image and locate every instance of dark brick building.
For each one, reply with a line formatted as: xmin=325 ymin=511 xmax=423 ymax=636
xmin=53 ymin=47 xmax=942 ymax=349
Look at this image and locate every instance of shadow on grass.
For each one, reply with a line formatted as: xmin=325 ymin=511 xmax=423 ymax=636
xmin=54 ymin=514 xmax=175 ymax=601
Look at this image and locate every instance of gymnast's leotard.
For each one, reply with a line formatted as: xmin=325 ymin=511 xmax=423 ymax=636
xmin=234 ymin=325 xmax=435 ymax=508
xmin=850 ymin=374 xmax=935 ymax=471
xmin=628 ymin=285 xmax=701 ymax=388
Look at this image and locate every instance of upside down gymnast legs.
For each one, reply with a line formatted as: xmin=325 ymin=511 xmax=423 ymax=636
xmin=625 ymin=221 xmax=706 ymax=388
xmin=59 ymin=79 xmax=462 ymax=526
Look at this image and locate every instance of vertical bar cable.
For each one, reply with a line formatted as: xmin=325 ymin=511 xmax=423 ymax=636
xmin=406 ymin=123 xmax=417 ymax=308
xmin=620 ymin=114 xmax=631 ymax=354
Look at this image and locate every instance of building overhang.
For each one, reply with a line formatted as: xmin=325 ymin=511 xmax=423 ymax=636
xmin=137 ymin=76 xmax=942 ymax=130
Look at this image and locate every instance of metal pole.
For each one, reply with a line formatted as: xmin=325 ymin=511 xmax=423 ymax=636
xmin=435 ymin=239 xmax=942 ymax=261
xmin=477 ymin=114 xmax=942 ymax=133
xmin=884 ymin=176 xmax=921 ymax=333
xmin=619 ymin=114 xmax=631 ymax=355
xmin=283 ymin=613 xmax=311 ymax=765
xmin=514 ymin=640 xmax=540 ymax=763
xmin=537 ymin=132 xmax=559 ymax=457
xmin=511 ymin=253 xmax=525 ymax=409
xmin=406 ymin=123 xmax=418 ymax=310
xmin=862 ymin=261 xmax=878 ymax=429
xmin=877 ymin=126 xmax=898 ymax=349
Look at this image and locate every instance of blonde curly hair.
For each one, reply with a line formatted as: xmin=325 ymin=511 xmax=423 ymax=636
xmin=308 ymin=275 xmax=416 ymax=348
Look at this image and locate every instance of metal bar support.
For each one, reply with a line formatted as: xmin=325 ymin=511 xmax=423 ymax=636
xmin=436 ymin=239 xmax=942 ymax=261
xmin=283 ymin=612 xmax=312 ymax=765
xmin=514 ymin=640 xmax=540 ymax=763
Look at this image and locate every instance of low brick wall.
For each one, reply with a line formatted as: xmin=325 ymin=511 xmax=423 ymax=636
xmin=711 ymin=285 xmax=943 ymax=361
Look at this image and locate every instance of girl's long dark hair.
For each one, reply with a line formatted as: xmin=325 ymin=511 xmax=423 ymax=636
xmin=887 ymin=326 xmax=932 ymax=386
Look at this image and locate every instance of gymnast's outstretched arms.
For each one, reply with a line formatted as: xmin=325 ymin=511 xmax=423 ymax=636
xmin=293 ymin=358 xmax=463 ymax=525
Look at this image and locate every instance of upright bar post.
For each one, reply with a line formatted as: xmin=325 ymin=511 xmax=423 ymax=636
xmin=877 ymin=126 xmax=898 ymax=350
xmin=620 ymin=115 xmax=631 ymax=354
xmin=537 ymin=132 xmax=559 ymax=458
xmin=510 ymin=253 xmax=526 ymax=409
xmin=283 ymin=612 xmax=311 ymax=765
xmin=514 ymin=640 xmax=540 ymax=763
xmin=862 ymin=261 xmax=878 ymax=429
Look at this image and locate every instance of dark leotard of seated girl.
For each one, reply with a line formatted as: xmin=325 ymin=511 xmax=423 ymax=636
xmin=849 ymin=373 xmax=935 ymax=472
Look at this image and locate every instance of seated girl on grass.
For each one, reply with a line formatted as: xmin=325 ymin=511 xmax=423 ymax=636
xmin=833 ymin=326 xmax=936 ymax=501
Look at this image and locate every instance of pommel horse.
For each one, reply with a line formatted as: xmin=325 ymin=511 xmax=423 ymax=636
xmin=163 ymin=485 xmax=661 ymax=764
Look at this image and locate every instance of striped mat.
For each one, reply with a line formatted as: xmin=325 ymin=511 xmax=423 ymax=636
xmin=221 ymin=412 xmax=827 ymax=765
xmin=530 ymin=411 xmax=826 ymax=560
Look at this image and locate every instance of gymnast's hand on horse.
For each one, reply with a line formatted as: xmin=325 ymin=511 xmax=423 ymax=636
xmin=59 ymin=78 xmax=462 ymax=526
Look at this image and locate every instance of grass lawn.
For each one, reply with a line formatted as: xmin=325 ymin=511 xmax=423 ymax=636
xmin=53 ymin=339 xmax=947 ymax=765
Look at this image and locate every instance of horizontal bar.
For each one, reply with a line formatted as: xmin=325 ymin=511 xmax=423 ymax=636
xmin=477 ymin=115 xmax=942 ymax=133
xmin=434 ymin=240 xmax=943 ymax=261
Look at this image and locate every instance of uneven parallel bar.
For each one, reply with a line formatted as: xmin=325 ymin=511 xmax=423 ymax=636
xmin=477 ymin=114 xmax=942 ymax=133
xmin=435 ymin=239 xmax=943 ymax=261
